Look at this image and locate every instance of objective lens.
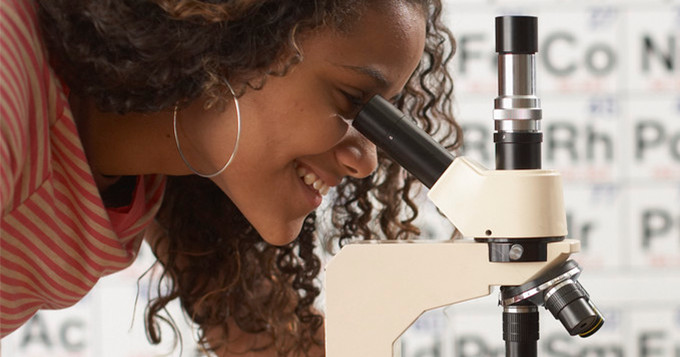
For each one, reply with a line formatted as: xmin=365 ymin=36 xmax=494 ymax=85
xmin=544 ymin=280 xmax=604 ymax=337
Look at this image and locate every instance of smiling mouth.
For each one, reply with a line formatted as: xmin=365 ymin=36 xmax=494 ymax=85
xmin=295 ymin=163 xmax=330 ymax=196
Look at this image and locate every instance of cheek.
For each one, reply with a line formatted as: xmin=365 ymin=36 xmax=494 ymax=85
xmin=263 ymin=108 xmax=351 ymax=156
xmin=307 ymin=113 xmax=350 ymax=142
xmin=240 ymin=83 xmax=350 ymax=158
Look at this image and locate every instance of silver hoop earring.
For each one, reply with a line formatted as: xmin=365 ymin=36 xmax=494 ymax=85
xmin=173 ymin=80 xmax=241 ymax=178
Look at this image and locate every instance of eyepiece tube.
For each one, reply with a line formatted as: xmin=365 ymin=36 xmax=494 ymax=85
xmin=353 ymin=95 xmax=454 ymax=188
xmin=494 ymin=16 xmax=543 ymax=170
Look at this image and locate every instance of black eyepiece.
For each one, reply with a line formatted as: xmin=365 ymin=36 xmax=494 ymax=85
xmin=353 ymin=95 xmax=454 ymax=188
xmin=495 ymin=16 xmax=538 ymax=54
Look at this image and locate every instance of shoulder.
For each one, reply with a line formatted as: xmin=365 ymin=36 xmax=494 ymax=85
xmin=1 ymin=0 xmax=59 ymax=212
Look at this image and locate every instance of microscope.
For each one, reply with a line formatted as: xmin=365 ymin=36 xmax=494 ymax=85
xmin=324 ymin=16 xmax=604 ymax=356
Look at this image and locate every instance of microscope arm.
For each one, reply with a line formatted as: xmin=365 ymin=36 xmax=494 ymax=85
xmin=325 ymin=239 xmax=580 ymax=356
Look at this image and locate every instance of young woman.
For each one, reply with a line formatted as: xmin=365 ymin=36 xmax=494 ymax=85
xmin=1 ymin=0 xmax=461 ymax=355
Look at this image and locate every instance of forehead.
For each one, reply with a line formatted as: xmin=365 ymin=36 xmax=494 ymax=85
xmin=300 ymin=3 xmax=427 ymax=94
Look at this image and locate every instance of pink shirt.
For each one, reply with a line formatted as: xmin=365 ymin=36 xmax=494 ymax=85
xmin=1 ymin=0 xmax=165 ymax=336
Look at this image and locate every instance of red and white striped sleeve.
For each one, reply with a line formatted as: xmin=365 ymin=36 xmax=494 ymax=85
xmin=1 ymin=0 xmax=37 ymax=215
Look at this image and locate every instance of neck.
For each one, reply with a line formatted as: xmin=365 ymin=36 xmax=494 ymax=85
xmin=70 ymin=96 xmax=189 ymax=182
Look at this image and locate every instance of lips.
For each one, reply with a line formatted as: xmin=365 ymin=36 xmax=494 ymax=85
xmin=295 ymin=163 xmax=331 ymax=196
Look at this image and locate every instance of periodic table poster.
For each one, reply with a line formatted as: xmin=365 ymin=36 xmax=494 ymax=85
xmin=3 ymin=0 xmax=679 ymax=356
xmin=401 ymin=0 xmax=680 ymax=356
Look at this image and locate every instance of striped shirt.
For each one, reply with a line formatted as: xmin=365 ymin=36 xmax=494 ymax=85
xmin=0 ymin=0 xmax=166 ymax=337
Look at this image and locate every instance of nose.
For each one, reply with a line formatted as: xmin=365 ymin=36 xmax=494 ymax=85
xmin=335 ymin=129 xmax=378 ymax=179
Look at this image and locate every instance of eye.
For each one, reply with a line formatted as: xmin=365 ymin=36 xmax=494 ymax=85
xmin=343 ymin=91 xmax=364 ymax=107
xmin=340 ymin=90 xmax=366 ymax=118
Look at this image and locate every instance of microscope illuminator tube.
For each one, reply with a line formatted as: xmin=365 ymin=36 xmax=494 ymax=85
xmin=503 ymin=302 xmax=539 ymax=357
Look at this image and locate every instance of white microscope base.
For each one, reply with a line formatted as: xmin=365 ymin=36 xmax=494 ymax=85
xmin=324 ymin=239 xmax=580 ymax=356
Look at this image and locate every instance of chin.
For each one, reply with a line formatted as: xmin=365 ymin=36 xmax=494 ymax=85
xmin=255 ymin=220 xmax=306 ymax=246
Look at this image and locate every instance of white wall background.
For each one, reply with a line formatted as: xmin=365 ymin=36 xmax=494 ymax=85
xmin=3 ymin=0 xmax=679 ymax=356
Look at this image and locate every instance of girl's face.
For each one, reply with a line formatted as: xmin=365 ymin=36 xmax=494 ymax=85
xmin=181 ymin=3 xmax=426 ymax=245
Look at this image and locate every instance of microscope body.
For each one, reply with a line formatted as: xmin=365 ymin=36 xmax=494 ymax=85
xmin=325 ymin=156 xmax=579 ymax=356
xmin=324 ymin=16 xmax=602 ymax=356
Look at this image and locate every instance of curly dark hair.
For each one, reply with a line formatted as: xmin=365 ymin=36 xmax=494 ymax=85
xmin=38 ymin=0 xmax=461 ymax=355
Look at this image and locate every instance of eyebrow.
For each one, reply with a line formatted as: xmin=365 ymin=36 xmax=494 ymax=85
xmin=340 ymin=64 xmax=390 ymax=89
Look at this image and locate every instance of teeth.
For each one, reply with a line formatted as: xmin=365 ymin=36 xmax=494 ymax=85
xmin=304 ymin=173 xmax=316 ymax=185
xmin=296 ymin=164 xmax=330 ymax=196
xmin=319 ymin=185 xmax=330 ymax=195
